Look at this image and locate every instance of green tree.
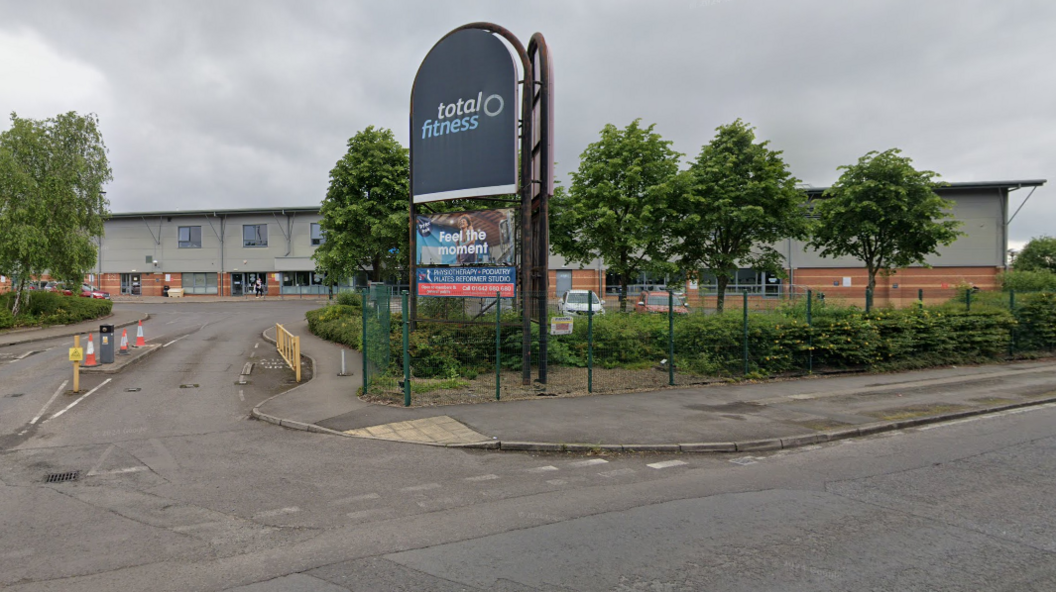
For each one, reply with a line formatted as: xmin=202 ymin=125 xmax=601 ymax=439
xmin=0 ymin=112 xmax=112 ymax=317
xmin=550 ymin=119 xmax=681 ymax=310
xmin=807 ymin=148 xmax=962 ymax=293
xmin=673 ymin=119 xmax=808 ymax=313
xmin=1013 ymin=236 xmax=1056 ymax=274
xmin=314 ymin=126 xmax=409 ymax=284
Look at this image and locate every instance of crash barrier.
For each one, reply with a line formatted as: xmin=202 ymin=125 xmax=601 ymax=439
xmin=344 ymin=288 xmax=1056 ymax=407
xmin=275 ymin=323 xmax=302 ymax=382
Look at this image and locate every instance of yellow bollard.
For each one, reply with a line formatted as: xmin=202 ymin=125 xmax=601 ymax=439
xmin=72 ymin=335 xmax=81 ymax=393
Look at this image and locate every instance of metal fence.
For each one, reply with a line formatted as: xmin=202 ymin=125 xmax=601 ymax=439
xmin=356 ymin=288 xmax=1056 ymax=406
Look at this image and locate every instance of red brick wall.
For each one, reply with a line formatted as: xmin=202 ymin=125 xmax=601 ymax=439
xmin=792 ymin=266 xmax=1000 ymax=307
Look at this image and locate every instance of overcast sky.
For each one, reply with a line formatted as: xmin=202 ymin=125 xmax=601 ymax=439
xmin=1 ymin=0 xmax=1052 ymax=248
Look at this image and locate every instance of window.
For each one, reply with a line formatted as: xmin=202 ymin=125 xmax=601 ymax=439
xmin=178 ymin=226 xmax=202 ymax=248
xmin=243 ymin=224 xmax=268 ymax=247
xmin=182 ymin=272 xmax=218 ymax=295
xmin=310 ymin=223 xmax=325 ymax=246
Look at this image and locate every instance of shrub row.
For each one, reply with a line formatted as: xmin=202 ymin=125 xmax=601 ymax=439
xmin=0 ymin=291 xmax=113 ymax=330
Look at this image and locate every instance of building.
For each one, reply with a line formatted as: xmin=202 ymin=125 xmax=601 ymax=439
xmin=548 ymin=179 xmax=1047 ymax=306
xmin=94 ymin=207 xmax=334 ymax=297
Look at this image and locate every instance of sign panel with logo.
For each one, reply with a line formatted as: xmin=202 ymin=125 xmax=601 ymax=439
xmin=416 ymin=267 xmax=516 ymax=298
xmin=69 ymin=347 xmax=83 ymax=362
xmin=411 ymin=29 xmax=518 ymax=203
xmin=550 ymin=316 xmax=573 ymax=336
xmin=416 ymin=209 xmax=516 ymax=266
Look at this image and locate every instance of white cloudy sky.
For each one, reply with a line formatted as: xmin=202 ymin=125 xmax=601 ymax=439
xmin=1 ymin=0 xmax=1052 ymax=248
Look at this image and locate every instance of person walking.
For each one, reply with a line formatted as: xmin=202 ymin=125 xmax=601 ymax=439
xmin=254 ymin=277 xmax=263 ymax=299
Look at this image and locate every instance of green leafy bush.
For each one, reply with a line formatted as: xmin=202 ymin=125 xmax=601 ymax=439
xmin=0 ymin=291 xmax=112 ymax=328
xmin=1000 ymin=270 xmax=1056 ymax=292
xmin=305 ymin=304 xmax=362 ymax=349
xmin=335 ymin=291 xmax=363 ymax=309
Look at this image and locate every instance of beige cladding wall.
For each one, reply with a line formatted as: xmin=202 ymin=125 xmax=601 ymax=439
xmin=98 ymin=212 xmax=323 ymax=274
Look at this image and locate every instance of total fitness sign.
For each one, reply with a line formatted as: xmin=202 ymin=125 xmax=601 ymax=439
xmin=410 ymin=28 xmax=518 ymax=203
xmin=416 ymin=267 xmax=515 ymax=298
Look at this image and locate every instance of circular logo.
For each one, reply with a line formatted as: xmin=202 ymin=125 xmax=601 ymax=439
xmin=483 ymin=94 xmax=504 ymax=117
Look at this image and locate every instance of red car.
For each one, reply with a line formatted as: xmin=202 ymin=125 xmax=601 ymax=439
xmin=40 ymin=281 xmax=74 ymax=296
xmin=80 ymin=284 xmax=111 ymax=299
xmin=634 ymin=290 xmax=690 ymax=314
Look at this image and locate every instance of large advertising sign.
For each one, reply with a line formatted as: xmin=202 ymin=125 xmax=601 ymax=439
xmin=411 ymin=29 xmax=518 ymax=203
xmin=416 ymin=209 xmax=516 ymax=266
xmin=416 ymin=267 xmax=516 ymax=298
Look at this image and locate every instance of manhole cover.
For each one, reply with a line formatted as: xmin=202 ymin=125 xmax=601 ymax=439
xmin=179 ymin=384 xmax=199 ymax=389
xmin=5 ymin=393 xmax=24 ymax=398
xmin=45 ymin=471 xmax=80 ymax=483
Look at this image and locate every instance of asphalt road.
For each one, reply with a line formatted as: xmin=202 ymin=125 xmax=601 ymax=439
xmin=1 ymin=301 xmax=1055 ymax=591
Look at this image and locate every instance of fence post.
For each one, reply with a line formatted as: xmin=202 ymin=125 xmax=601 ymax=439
xmin=668 ymin=290 xmax=675 ymax=386
xmin=402 ymin=291 xmax=410 ymax=407
xmin=918 ymin=288 xmax=924 ymax=309
xmin=866 ymin=288 xmax=873 ymax=313
xmin=807 ymin=289 xmax=813 ymax=374
xmin=588 ymin=291 xmax=594 ymax=393
xmin=362 ymin=288 xmax=368 ymax=395
xmin=1009 ymin=289 xmax=1016 ymax=357
xmin=966 ymin=288 xmax=972 ymax=312
xmin=743 ymin=291 xmax=749 ymax=376
xmin=495 ymin=292 xmax=501 ymax=401
xmin=294 ymin=334 xmax=301 ymax=383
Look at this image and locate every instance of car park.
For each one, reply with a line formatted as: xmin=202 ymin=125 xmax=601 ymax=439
xmin=40 ymin=281 xmax=73 ymax=296
xmin=634 ymin=290 xmax=689 ymax=314
xmin=559 ymin=289 xmax=605 ymax=315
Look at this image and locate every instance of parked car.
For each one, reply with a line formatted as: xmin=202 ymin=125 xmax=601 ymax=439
xmin=559 ymin=289 xmax=605 ymax=315
xmin=40 ymin=281 xmax=73 ymax=296
xmin=81 ymin=284 xmax=111 ymax=299
xmin=634 ymin=290 xmax=689 ymax=315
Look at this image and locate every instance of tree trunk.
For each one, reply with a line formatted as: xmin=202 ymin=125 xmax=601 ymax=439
xmin=620 ymin=272 xmax=629 ymax=312
xmin=716 ymin=275 xmax=729 ymax=314
xmin=370 ymin=256 xmax=382 ymax=283
xmin=11 ymin=278 xmax=27 ymax=318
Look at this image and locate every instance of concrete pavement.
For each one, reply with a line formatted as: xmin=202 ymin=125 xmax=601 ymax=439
xmin=252 ymin=320 xmax=1056 ymax=453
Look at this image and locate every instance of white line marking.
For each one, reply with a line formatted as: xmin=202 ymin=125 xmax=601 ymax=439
xmin=648 ymin=460 xmax=688 ymax=470
xmin=44 ymin=379 xmax=112 ymax=422
xmin=729 ymin=457 xmax=758 ymax=466
xmin=253 ymin=506 xmax=300 ymax=518
xmin=90 ymin=467 xmax=148 ymax=476
xmin=16 ymin=350 xmax=36 ymax=360
xmin=163 ymin=334 xmax=190 ymax=348
xmin=569 ymin=458 xmax=608 ymax=467
xmin=465 ymin=474 xmax=501 ymax=482
xmin=87 ymin=444 xmax=116 ymax=476
xmin=330 ymin=493 xmax=381 ymax=505
xmin=29 ymin=380 xmax=68 ymax=425
xmin=347 ymin=508 xmax=390 ymax=520
xmin=239 ymin=390 xmax=245 ymax=402
xmin=400 ymin=483 xmax=441 ymax=492
xmin=165 ymin=320 xmax=176 ymax=325
xmin=526 ymin=465 xmax=559 ymax=473
xmin=171 ymin=522 xmax=220 ymax=533
xmin=547 ymin=479 xmax=567 ymax=486
xmin=255 ymin=343 xmax=259 ymax=349
xmin=599 ymin=468 xmax=636 ymax=478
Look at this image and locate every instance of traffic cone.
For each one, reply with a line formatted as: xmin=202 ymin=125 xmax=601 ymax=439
xmin=135 ymin=321 xmax=146 ymax=347
xmin=119 ymin=329 xmax=130 ymax=355
xmin=84 ymin=334 xmax=98 ymax=367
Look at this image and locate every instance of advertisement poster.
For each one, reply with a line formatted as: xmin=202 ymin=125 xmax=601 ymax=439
xmin=416 ymin=266 xmax=515 ymax=298
xmin=416 ymin=209 xmax=516 ymax=266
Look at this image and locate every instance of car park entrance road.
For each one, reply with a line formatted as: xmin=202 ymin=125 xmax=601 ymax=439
xmin=2 ymin=301 xmax=1056 ymax=590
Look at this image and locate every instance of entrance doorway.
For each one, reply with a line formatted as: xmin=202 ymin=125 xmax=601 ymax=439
xmin=556 ymin=271 xmax=572 ymax=299
xmin=231 ymin=273 xmax=267 ymax=297
xmin=120 ymin=273 xmax=141 ymax=296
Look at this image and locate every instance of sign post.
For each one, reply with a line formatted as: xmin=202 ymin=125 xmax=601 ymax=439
xmin=70 ymin=336 xmax=83 ymax=393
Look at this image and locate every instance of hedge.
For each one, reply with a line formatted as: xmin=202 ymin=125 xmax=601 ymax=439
xmin=0 ymin=291 xmax=113 ymax=330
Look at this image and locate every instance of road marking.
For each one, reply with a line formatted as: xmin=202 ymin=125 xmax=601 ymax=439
xmin=254 ymin=506 xmax=301 ymax=519
xmin=400 ymin=483 xmax=441 ymax=492
xmin=729 ymin=457 xmax=758 ymax=466
xmin=239 ymin=390 xmax=245 ymax=402
xmin=28 ymin=380 xmax=69 ymax=425
xmin=330 ymin=493 xmax=381 ymax=505
xmin=648 ymin=460 xmax=688 ymax=470
xmin=15 ymin=350 xmax=37 ymax=360
xmin=44 ymin=379 xmax=112 ymax=422
xmin=547 ymin=479 xmax=568 ymax=486
xmin=90 ymin=467 xmax=148 ymax=476
xmin=163 ymin=334 xmax=190 ymax=348
xmin=599 ymin=468 xmax=636 ymax=478
xmin=569 ymin=458 xmax=608 ymax=467
xmin=166 ymin=320 xmax=176 ymax=325
xmin=465 ymin=474 xmax=500 ymax=482
xmin=347 ymin=508 xmax=391 ymax=520
xmin=526 ymin=465 xmax=559 ymax=473
xmin=917 ymin=401 xmax=1056 ymax=431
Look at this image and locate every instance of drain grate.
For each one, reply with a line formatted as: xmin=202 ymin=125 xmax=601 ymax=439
xmin=125 ymin=387 xmax=142 ymax=392
xmin=45 ymin=471 xmax=80 ymax=483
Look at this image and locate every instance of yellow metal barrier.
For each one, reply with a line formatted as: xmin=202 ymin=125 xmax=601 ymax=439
xmin=275 ymin=323 xmax=302 ymax=382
